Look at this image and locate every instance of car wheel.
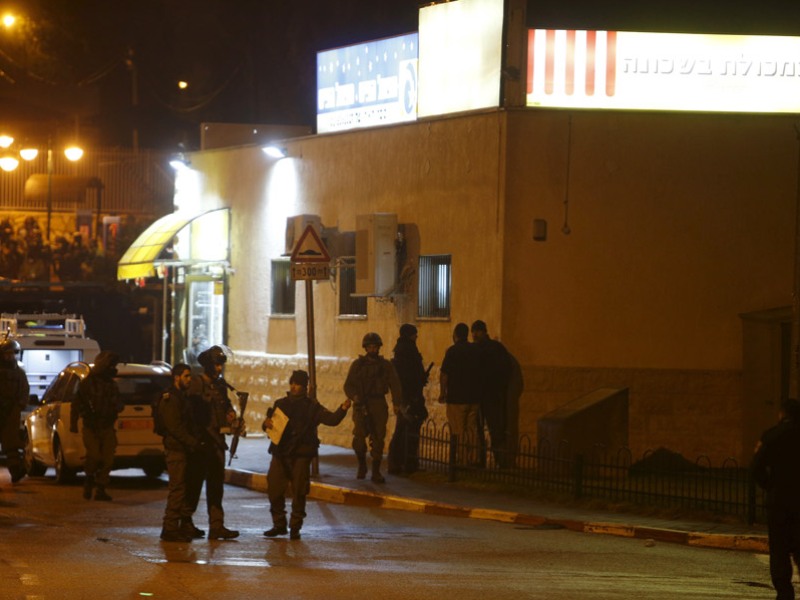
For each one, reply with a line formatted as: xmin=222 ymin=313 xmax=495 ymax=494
xmin=23 ymin=433 xmax=47 ymax=477
xmin=54 ymin=439 xmax=75 ymax=484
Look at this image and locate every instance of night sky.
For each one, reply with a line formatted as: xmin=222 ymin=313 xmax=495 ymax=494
xmin=0 ymin=0 xmax=798 ymax=151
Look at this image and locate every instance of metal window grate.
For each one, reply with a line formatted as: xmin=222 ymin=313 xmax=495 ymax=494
xmin=418 ymin=254 xmax=451 ymax=318
xmin=338 ymin=257 xmax=367 ymax=316
xmin=270 ymin=259 xmax=295 ymax=315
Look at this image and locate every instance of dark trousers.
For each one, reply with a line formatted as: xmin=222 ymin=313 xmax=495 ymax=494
xmin=768 ymin=505 xmax=800 ymax=600
xmin=479 ymin=397 xmax=509 ymax=468
xmin=0 ymin=406 xmax=23 ymax=476
xmin=267 ymin=455 xmax=312 ymax=531
xmin=388 ymin=415 xmax=421 ymax=473
xmin=82 ymin=426 xmax=117 ymax=488
xmin=185 ymin=444 xmax=226 ymax=530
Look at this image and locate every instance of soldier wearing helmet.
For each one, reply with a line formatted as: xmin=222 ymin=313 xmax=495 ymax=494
xmin=69 ymin=350 xmax=122 ymax=500
xmin=184 ymin=345 xmax=240 ymax=540
xmin=0 ymin=338 xmax=28 ymax=483
xmin=343 ymin=332 xmax=402 ymax=483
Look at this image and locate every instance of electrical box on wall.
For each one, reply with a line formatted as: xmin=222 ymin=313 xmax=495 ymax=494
xmin=285 ymin=214 xmax=323 ymax=255
xmin=355 ymin=213 xmax=397 ymax=296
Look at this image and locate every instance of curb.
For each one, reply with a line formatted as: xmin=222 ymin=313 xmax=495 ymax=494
xmin=224 ymin=467 xmax=769 ymax=554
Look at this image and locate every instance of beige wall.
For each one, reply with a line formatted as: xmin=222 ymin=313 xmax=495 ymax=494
xmin=185 ymin=109 xmax=798 ymax=465
xmin=503 ymin=110 xmax=796 ymax=463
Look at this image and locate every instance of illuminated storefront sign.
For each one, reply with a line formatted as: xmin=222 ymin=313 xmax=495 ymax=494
xmin=317 ymin=33 xmax=419 ymax=133
xmin=527 ymin=29 xmax=800 ymax=113
xmin=417 ymin=0 xmax=503 ymax=118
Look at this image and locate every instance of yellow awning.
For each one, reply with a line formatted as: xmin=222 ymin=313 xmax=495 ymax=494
xmin=117 ymin=208 xmax=228 ymax=280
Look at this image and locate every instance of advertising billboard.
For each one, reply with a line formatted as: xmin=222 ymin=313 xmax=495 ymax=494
xmin=317 ymin=33 xmax=419 ymax=133
xmin=527 ymin=29 xmax=800 ymax=113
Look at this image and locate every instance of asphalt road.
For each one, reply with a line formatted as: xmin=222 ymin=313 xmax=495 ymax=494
xmin=0 ymin=468 xmax=777 ymax=600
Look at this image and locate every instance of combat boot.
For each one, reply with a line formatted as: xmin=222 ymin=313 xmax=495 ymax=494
xmin=371 ymin=459 xmax=385 ymax=484
xmin=356 ymin=454 xmax=368 ymax=479
xmin=160 ymin=529 xmax=193 ymax=543
xmin=208 ymin=526 xmax=240 ymax=540
xmin=83 ymin=475 xmax=94 ymax=500
xmin=263 ymin=526 xmax=288 ymax=537
xmin=10 ymin=464 xmax=26 ymax=484
xmin=290 ymin=528 xmax=301 ymax=540
xmin=180 ymin=518 xmax=205 ymax=538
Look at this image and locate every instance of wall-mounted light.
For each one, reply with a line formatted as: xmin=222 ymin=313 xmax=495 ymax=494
xmin=262 ymin=145 xmax=288 ymax=159
xmin=169 ymin=154 xmax=191 ymax=171
xmin=64 ymin=146 xmax=83 ymax=161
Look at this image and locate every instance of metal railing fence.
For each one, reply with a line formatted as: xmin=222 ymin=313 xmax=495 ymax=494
xmin=408 ymin=420 xmax=766 ymax=524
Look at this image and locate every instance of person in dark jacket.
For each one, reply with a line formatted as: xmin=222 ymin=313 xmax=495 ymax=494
xmin=159 ymin=363 xmax=203 ymax=542
xmin=387 ymin=324 xmax=429 ymax=475
xmin=70 ymin=351 xmax=122 ymax=501
xmin=752 ymin=397 xmax=800 ymax=600
xmin=471 ymin=320 xmax=513 ymax=468
xmin=262 ymin=370 xmax=351 ymax=540
xmin=0 ymin=338 xmax=28 ymax=483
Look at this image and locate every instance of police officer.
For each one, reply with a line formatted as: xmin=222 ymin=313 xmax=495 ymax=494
xmin=159 ymin=363 xmax=203 ymax=542
xmin=752 ymin=398 xmax=800 ymax=600
xmin=70 ymin=351 xmax=122 ymax=501
xmin=262 ymin=370 xmax=351 ymax=540
xmin=343 ymin=332 xmax=402 ymax=483
xmin=185 ymin=345 xmax=240 ymax=540
xmin=0 ymin=339 xmax=28 ymax=483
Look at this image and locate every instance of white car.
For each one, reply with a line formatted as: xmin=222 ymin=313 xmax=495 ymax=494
xmin=24 ymin=361 xmax=171 ymax=483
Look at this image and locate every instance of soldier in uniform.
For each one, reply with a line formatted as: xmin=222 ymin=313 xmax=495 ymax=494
xmin=387 ymin=324 xmax=429 ymax=475
xmin=343 ymin=332 xmax=402 ymax=483
xmin=158 ymin=363 xmax=203 ymax=542
xmin=262 ymin=370 xmax=351 ymax=540
xmin=70 ymin=351 xmax=122 ymax=501
xmin=0 ymin=339 xmax=29 ymax=483
xmin=184 ymin=345 xmax=240 ymax=540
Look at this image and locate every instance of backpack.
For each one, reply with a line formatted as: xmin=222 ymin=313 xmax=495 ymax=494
xmin=152 ymin=391 xmax=169 ymax=437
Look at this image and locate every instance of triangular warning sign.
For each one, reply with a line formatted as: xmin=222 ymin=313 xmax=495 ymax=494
xmin=290 ymin=225 xmax=331 ymax=263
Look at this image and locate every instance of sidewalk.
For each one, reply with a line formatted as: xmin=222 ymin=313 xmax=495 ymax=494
xmin=223 ymin=435 xmax=769 ymax=554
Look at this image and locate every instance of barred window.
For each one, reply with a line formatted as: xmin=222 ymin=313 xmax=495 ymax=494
xmin=418 ymin=254 xmax=451 ymax=318
xmin=271 ymin=259 xmax=295 ymax=315
xmin=338 ymin=257 xmax=367 ymax=317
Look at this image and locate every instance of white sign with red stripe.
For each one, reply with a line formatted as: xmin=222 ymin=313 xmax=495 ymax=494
xmin=527 ymin=29 xmax=800 ymax=114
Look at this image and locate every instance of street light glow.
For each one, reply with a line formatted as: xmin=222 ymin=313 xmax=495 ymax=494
xmin=0 ymin=135 xmax=13 ymax=148
xmin=64 ymin=146 xmax=84 ymax=161
xmin=19 ymin=147 xmax=38 ymax=160
xmin=2 ymin=14 xmax=15 ymax=28
xmin=0 ymin=156 xmax=19 ymax=171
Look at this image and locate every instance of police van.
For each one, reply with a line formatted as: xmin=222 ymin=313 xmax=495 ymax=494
xmin=1 ymin=312 xmax=101 ymax=400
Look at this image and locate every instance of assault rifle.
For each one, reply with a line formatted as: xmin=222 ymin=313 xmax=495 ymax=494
xmin=223 ymin=378 xmax=249 ymax=466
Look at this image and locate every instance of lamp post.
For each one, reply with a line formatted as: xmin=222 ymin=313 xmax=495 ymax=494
xmin=45 ymin=144 xmax=52 ymax=241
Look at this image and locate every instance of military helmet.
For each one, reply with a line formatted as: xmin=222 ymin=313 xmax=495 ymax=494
xmin=0 ymin=338 xmax=20 ymax=354
xmin=362 ymin=332 xmax=383 ymax=348
xmin=197 ymin=345 xmax=228 ymax=369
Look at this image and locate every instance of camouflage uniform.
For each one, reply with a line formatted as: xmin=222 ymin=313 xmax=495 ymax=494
xmin=70 ymin=351 xmax=122 ymax=500
xmin=344 ymin=341 xmax=402 ymax=482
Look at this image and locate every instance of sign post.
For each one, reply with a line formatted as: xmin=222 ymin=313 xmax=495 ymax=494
xmin=289 ymin=224 xmax=332 ymax=396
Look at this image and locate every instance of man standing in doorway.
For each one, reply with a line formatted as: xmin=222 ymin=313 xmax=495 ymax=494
xmin=471 ymin=320 xmax=512 ymax=468
xmin=344 ymin=332 xmax=402 ymax=483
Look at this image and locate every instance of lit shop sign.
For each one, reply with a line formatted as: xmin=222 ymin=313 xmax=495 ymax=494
xmin=317 ymin=33 xmax=419 ymax=133
xmin=527 ymin=30 xmax=800 ymax=113
xmin=417 ymin=0 xmax=503 ymax=118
